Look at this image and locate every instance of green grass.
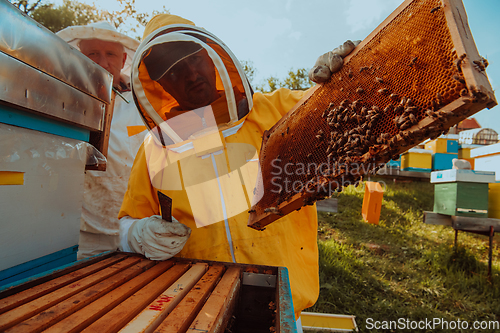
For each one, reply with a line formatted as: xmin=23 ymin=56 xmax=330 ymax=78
xmin=306 ymin=179 xmax=500 ymax=333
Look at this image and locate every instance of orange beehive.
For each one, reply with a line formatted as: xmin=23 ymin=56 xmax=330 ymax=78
xmin=248 ymin=0 xmax=496 ymax=230
xmin=362 ymin=182 xmax=385 ymax=225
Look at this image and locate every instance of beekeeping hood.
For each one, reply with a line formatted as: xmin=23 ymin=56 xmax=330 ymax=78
xmin=131 ymin=14 xmax=253 ymax=145
xmin=56 ymin=21 xmax=139 ymax=83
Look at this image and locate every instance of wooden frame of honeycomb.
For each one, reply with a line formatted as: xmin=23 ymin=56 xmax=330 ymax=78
xmin=248 ymin=0 xmax=497 ymax=230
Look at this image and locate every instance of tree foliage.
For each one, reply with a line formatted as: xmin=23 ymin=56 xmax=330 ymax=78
xmin=241 ymin=60 xmax=313 ymax=94
xmin=30 ymin=0 xmax=100 ymax=33
xmin=281 ymin=68 xmax=311 ymax=91
xmin=10 ymin=0 xmax=43 ymax=14
xmin=240 ymin=60 xmax=256 ymax=86
xmin=9 ymin=0 xmax=168 ymax=38
xmin=97 ymin=0 xmax=169 ymax=38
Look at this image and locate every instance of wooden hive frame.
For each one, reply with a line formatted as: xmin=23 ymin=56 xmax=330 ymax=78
xmin=0 ymin=253 xmax=296 ymax=333
xmin=248 ymin=0 xmax=497 ymax=230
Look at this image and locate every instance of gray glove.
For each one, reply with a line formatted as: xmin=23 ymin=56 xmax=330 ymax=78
xmin=309 ymin=40 xmax=362 ymax=84
xmin=127 ymin=215 xmax=191 ymax=261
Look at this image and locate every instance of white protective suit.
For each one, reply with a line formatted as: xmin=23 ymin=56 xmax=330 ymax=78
xmin=79 ymin=88 xmax=147 ymax=258
xmin=57 ymin=22 xmax=148 ymax=259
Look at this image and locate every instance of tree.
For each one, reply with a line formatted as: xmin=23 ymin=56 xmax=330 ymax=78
xmin=281 ymin=68 xmax=311 ymax=91
xmin=30 ymin=0 xmax=101 ymax=33
xmin=97 ymin=0 xmax=169 ymax=38
xmin=240 ymin=61 xmax=312 ymax=93
xmin=240 ymin=60 xmax=256 ymax=86
xmin=256 ymin=69 xmax=313 ymax=93
xmin=10 ymin=0 xmax=168 ymax=39
xmin=10 ymin=0 xmax=44 ymax=14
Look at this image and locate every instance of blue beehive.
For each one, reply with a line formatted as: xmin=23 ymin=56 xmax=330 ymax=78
xmin=433 ymin=153 xmax=458 ymax=170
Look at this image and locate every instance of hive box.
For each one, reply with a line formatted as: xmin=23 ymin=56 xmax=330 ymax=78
xmin=431 ymin=169 xmax=495 ymax=183
xmin=425 ymin=137 xmax=459 ymax=154
xmin=0 ymin=254 xmax=297 ymax=333
xmin=0 ymin=125 xmax=84 ymax=288
xmin=457 ymin=144 xmax=482 ymax=169
xmin=432 ymin=152 xmax=458 ymax=170
xmin=458 ymin=144 xmax=482 ymax=159
xmin=489 ymin=183 xmax=500 ymax=219
xmin=431 ymin=169 xmax=494 ymax=217
xmin=362 ymin=181 xmax=384 ymax=225
xmin=471 ymin=142 xmax=500 ymax=182
xmin=401 ymin=149 xmax=432 ymax=172
xmin=386 ymin=157 xmax=401 ymax=168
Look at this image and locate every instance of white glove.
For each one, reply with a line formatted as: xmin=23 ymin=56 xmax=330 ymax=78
xmin=308 ymin=40 xmax=362 ymax=84
xmin=120 ymin=215 xmax=191 ymax=261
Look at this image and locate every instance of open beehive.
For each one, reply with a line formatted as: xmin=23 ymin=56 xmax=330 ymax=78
xmin=248 ymin=0 xmax=496 ymax=230
xmin=0 ymin=252 xmax=295 ymax=332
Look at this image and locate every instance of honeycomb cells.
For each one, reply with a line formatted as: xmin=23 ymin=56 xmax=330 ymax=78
xmin=253 ymin=0 xmax=470 ymax=217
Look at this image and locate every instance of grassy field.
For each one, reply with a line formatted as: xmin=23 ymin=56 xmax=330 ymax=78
xmin=306 ymin=178 xmax=500 ymax=332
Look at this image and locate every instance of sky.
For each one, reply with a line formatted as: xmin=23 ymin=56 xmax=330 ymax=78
xmin=53 ymin=0 xmax=499 ymax=133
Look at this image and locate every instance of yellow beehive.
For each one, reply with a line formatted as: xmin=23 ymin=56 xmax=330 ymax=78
xmin=458 ymin=147 xmax=471 ymax=159
xmin=488 ymin=183 xmax=500 ymax=219
xmin=425 ymin=137 xmax=459 ymax=154
xmin=401 ymin=149 xmax=432 ymax=172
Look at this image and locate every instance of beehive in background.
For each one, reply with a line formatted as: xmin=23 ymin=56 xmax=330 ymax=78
xmin=425 ymin=137 xmax=459 ymax=154
xmin=248 ymin=0 xmax=497 ymax=230
xmin=401 ymin=148 xmax=433 ymax=172
xmin=361 ymin=182 xmax=385 ymax=225
xmin=489 ymin=183 xmax=500 ymax=219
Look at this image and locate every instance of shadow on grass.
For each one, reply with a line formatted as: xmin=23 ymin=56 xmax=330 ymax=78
xmin=321 ymin=191 xmax=441 ymax=250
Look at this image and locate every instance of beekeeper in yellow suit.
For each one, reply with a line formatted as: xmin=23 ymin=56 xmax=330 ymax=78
xmin=118 ymin=14 xmax=358 ymax=326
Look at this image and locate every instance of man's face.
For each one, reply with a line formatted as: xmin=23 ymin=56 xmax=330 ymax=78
xmin=157 ymin=49 xmax=219 ymax=111
xmin=79 ymin=39 xmax=126 ymax=87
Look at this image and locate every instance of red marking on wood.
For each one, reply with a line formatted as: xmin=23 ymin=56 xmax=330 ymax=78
xmin=148 ymin=305 xmax=163 ymax=311
xmin=149 ymin=296 xmax=173 ymax=311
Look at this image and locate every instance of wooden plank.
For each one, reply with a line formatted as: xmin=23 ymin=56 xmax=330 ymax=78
xmin=156 ymin=265 xmax=225 ymax=333
xmin=0 ymin=254 xmax=127 ymax=314
xmin=423 ymin=211 xmax=453 ymax=226
xmin=186 ymin=266 xmax=241 ymax=333
xmin=316 ymin=198 xmax=338 ymax=213
xmin=42 ymin=260 xmax=176 ymax=333
xmin=0 ymin=256 xmax=142 ymax=331
xmin=452 ymin=216 xmax=500 ymax=233
xmin=119 ymin=263 xmax=208 ymax=333
xmin=77 ymin=263 xmax=190 ymax=333
xmin=444 ymin=0 xmax=497 ymax=104
xmin=86 ymin=91 xmax=116 ymax=171
xmin=4 ymin=259 xmax=155 ymax=333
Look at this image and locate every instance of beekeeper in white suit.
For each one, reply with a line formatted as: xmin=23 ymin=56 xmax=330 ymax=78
xmin=57 ymin=22 xmax=148 ymax=259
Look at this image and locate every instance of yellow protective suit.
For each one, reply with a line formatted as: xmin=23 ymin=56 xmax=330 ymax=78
xmin=119 ymin=14 xmax=319 ymax=318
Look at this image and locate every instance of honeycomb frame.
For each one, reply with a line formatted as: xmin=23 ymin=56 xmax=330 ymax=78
xmin=248 ymin=0 xmax=497 ymax=230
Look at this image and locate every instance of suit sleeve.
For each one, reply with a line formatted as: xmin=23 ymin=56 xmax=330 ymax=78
xmin=118 ymin=143 xmax=160 ymax=219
